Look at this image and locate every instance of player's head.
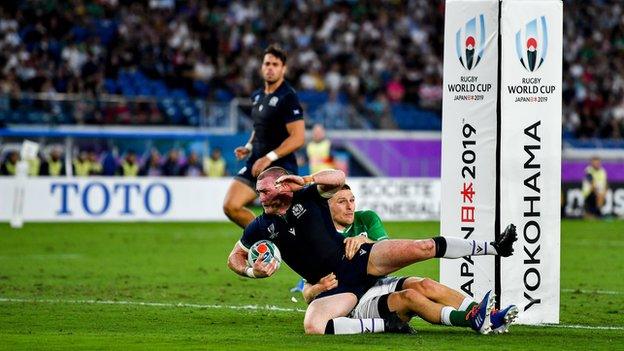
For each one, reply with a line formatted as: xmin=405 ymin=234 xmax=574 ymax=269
xmin=256 ymin=166 xmax=293 ymax=215
xmin=312 ymin=123 xmax=326 ymax=142
xmin=261 ymin=45 xmax=287 ymax=85
xmin=591 ymin=156 xmax=601 ymax=169
xmin=329 ymin=184 xmax=355 ymax=227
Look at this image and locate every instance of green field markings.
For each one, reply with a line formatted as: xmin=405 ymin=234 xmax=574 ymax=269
xmin=561 ymin=288 xmax=622 ymax=295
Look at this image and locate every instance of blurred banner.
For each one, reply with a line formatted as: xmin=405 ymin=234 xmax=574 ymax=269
xmin=0 ymin=177 xmax=440 ymax=222
xmin=0 ymin=177 xmax=231 ymax=221
xmin=562 ymin=182 xmax=624 ymax=218
xmin=499 ymin=0 xmax=562 ymax=324
xmin=440 ymin=0 xmax=499 ymax=303
xmin=348 ymin=178 xmax=440 ymax=221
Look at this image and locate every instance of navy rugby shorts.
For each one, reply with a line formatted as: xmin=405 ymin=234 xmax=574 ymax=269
xmin=315 ymin=243 xmax=378 ymax=301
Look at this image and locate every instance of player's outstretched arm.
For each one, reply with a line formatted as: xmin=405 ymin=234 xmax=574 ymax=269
xmin=234 ymin=131 xmax=255 ymax=160
xmin=309 ymin=169 xmax=346 ymax=198
xmin=275 ymin=168 xmax=345 ymax=195
xmin=227 ymin=242 xmax=278 ymax=278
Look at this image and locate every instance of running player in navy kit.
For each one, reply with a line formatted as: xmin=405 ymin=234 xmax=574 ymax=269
xmin=223 ymin=45 xmax=305 ymax=228
xmin=227 ymin=167 xmax=517 ymax=335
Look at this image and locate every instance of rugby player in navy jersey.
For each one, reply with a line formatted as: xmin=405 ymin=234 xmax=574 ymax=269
xmin=227 ymin=167 xmax=517 ymax=335
xmin=223 ymin=45 xmax=305 ymax=229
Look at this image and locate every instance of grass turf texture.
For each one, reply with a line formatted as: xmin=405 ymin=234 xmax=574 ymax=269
xmin=0 ymin=220 xmax=622 ymax=350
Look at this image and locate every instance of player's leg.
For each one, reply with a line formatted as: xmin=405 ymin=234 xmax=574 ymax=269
xmin=222 ymin=178 xmax=257 ymax=229
xmin=367 ymin=225 xmax=517 ymax=276
xmin=365 ymin=239 xmax=436 ymax=276
xmin=401 ymin=277 xmax=468 ymax=309
xmin=305 ymin=292 xmax=409 ymax=335
xmin=400 ymin=278 xmax=519 ymax=333
xmin=387 ymin=289 xmax=444 ymax=323
xmin=354 ymin=289 xmax=495 ymax=333
xmin=303 ymin=293 xmax=360 ymax=334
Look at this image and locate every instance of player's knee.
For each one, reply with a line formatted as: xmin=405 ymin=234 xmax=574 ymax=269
xmin=222 ymin=201 xmax=239 ymax=217
xmin=419 ymin=278 xmax=440 ymax=295
xmin=303 ymin=319 xmax=327 ymax=335
xmin=397 ymin=288 xmax=425 ymax=304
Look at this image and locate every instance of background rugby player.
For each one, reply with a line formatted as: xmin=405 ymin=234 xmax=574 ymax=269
xmin=223 ymin=45 xmax=305 ymax=228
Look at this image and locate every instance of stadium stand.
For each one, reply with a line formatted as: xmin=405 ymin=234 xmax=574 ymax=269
xmin=0 ymin=1 xmax=622 ymax=137
xmin=1 ymin=0 xmax=624 ymax=179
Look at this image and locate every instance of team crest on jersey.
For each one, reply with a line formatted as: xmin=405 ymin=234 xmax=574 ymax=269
xmin=268 ymin=96 xmax=279 ymax=106
xmin=259 ymin=105 xmax=264 ymax=111
xmin=291 ymin=204 xmax=307 ymax=218
xmin=267 ymin=223 xmax=279 ymax=239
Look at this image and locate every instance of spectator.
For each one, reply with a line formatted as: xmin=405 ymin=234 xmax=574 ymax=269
xmin=161 ymin=149 xmax=182 ymax=176
xmin=306 ymin=124 xmax=333 ymax=174
xmin=140 ymin=150 xmax=163 ymax=176
xmin=0 ymin=1 xmax=621 ymax=136
xmin=40 ymin=147 xmax=65 ymax=176
xmin=582 ymin=156 xmax=608 ymax=218
xmin=0 ymin=151 xmax=18 ymax=176
xmin=72 ymin=151 xmax=91 ymax=176
xmin=204 ymin=147 xmax=226 ymax=177
xmin=117 ymin=150 xmax=140 ymax=177
xmin=28 ymin=152 xmax=41 ymax=176
xmin=180 ymin=151 xmax=203 ymax=176
xmin=88 ymin=150 xmax=102 ymax=175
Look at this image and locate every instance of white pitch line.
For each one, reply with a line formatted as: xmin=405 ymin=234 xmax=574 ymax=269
xmin=561 ymin=288 xmax=623 ymax=295
xmin=1 ymin=297 xmax=622 ymax=331
xmin=0 ymin=297 xmax=305 ymax=313
xmin=535 ymin=324 xmax=624 ymax=331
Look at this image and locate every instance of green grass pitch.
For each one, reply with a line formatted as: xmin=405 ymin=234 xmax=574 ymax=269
xmin=0 ymin=220 xmax=622 ymax=350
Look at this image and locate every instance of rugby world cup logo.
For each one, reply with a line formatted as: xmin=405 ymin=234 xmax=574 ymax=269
xmin=515 ymin=16 xmax=548 ymax=72
xmin=455 ymin=14 xmax=486 ymax=70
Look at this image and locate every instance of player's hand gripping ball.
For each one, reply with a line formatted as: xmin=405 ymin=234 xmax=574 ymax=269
xmin=248 ymin=240 xmax=282 ymax=270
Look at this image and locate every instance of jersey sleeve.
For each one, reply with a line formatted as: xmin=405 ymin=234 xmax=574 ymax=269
xmin=360 ymin=210 xmax=388 ymax=241
xmin=240 ymin=219 xmax=266 ymax=250
xmin=279 ymin=92 xmax=304 ymax=124
xmin=296 ymin=184 xmax=325 ymax=202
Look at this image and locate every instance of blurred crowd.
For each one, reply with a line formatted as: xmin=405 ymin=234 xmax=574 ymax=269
xmin=562 ymin=1 xmax=624 ymax=139
xmin=0 ymin=146 xmax=228 ymax=177
xmin=0 ymin=1 xmax=622 ymax=138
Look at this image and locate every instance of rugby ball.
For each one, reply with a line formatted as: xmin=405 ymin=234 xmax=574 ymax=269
xmin=247 ymin=240 xmax=282 ymax=270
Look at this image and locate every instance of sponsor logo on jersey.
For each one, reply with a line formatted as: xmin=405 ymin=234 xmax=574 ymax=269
xmin=269 ymin=96 xmax=279 ymax=106
xmin=268 ymin=223 xmax=279 ymax=239
xmin=291 ymin=203 xmax=307 ymax=218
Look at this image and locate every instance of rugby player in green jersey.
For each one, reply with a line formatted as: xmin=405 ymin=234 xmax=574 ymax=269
xmin=302 ymin=184 xmax=519 ymax=334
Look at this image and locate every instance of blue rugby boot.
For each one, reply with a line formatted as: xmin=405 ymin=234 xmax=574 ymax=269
xmin=491 ymin=305 xmax=519 ymax=334
xmin=467 ymin=290 xmax=495 ymax=334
